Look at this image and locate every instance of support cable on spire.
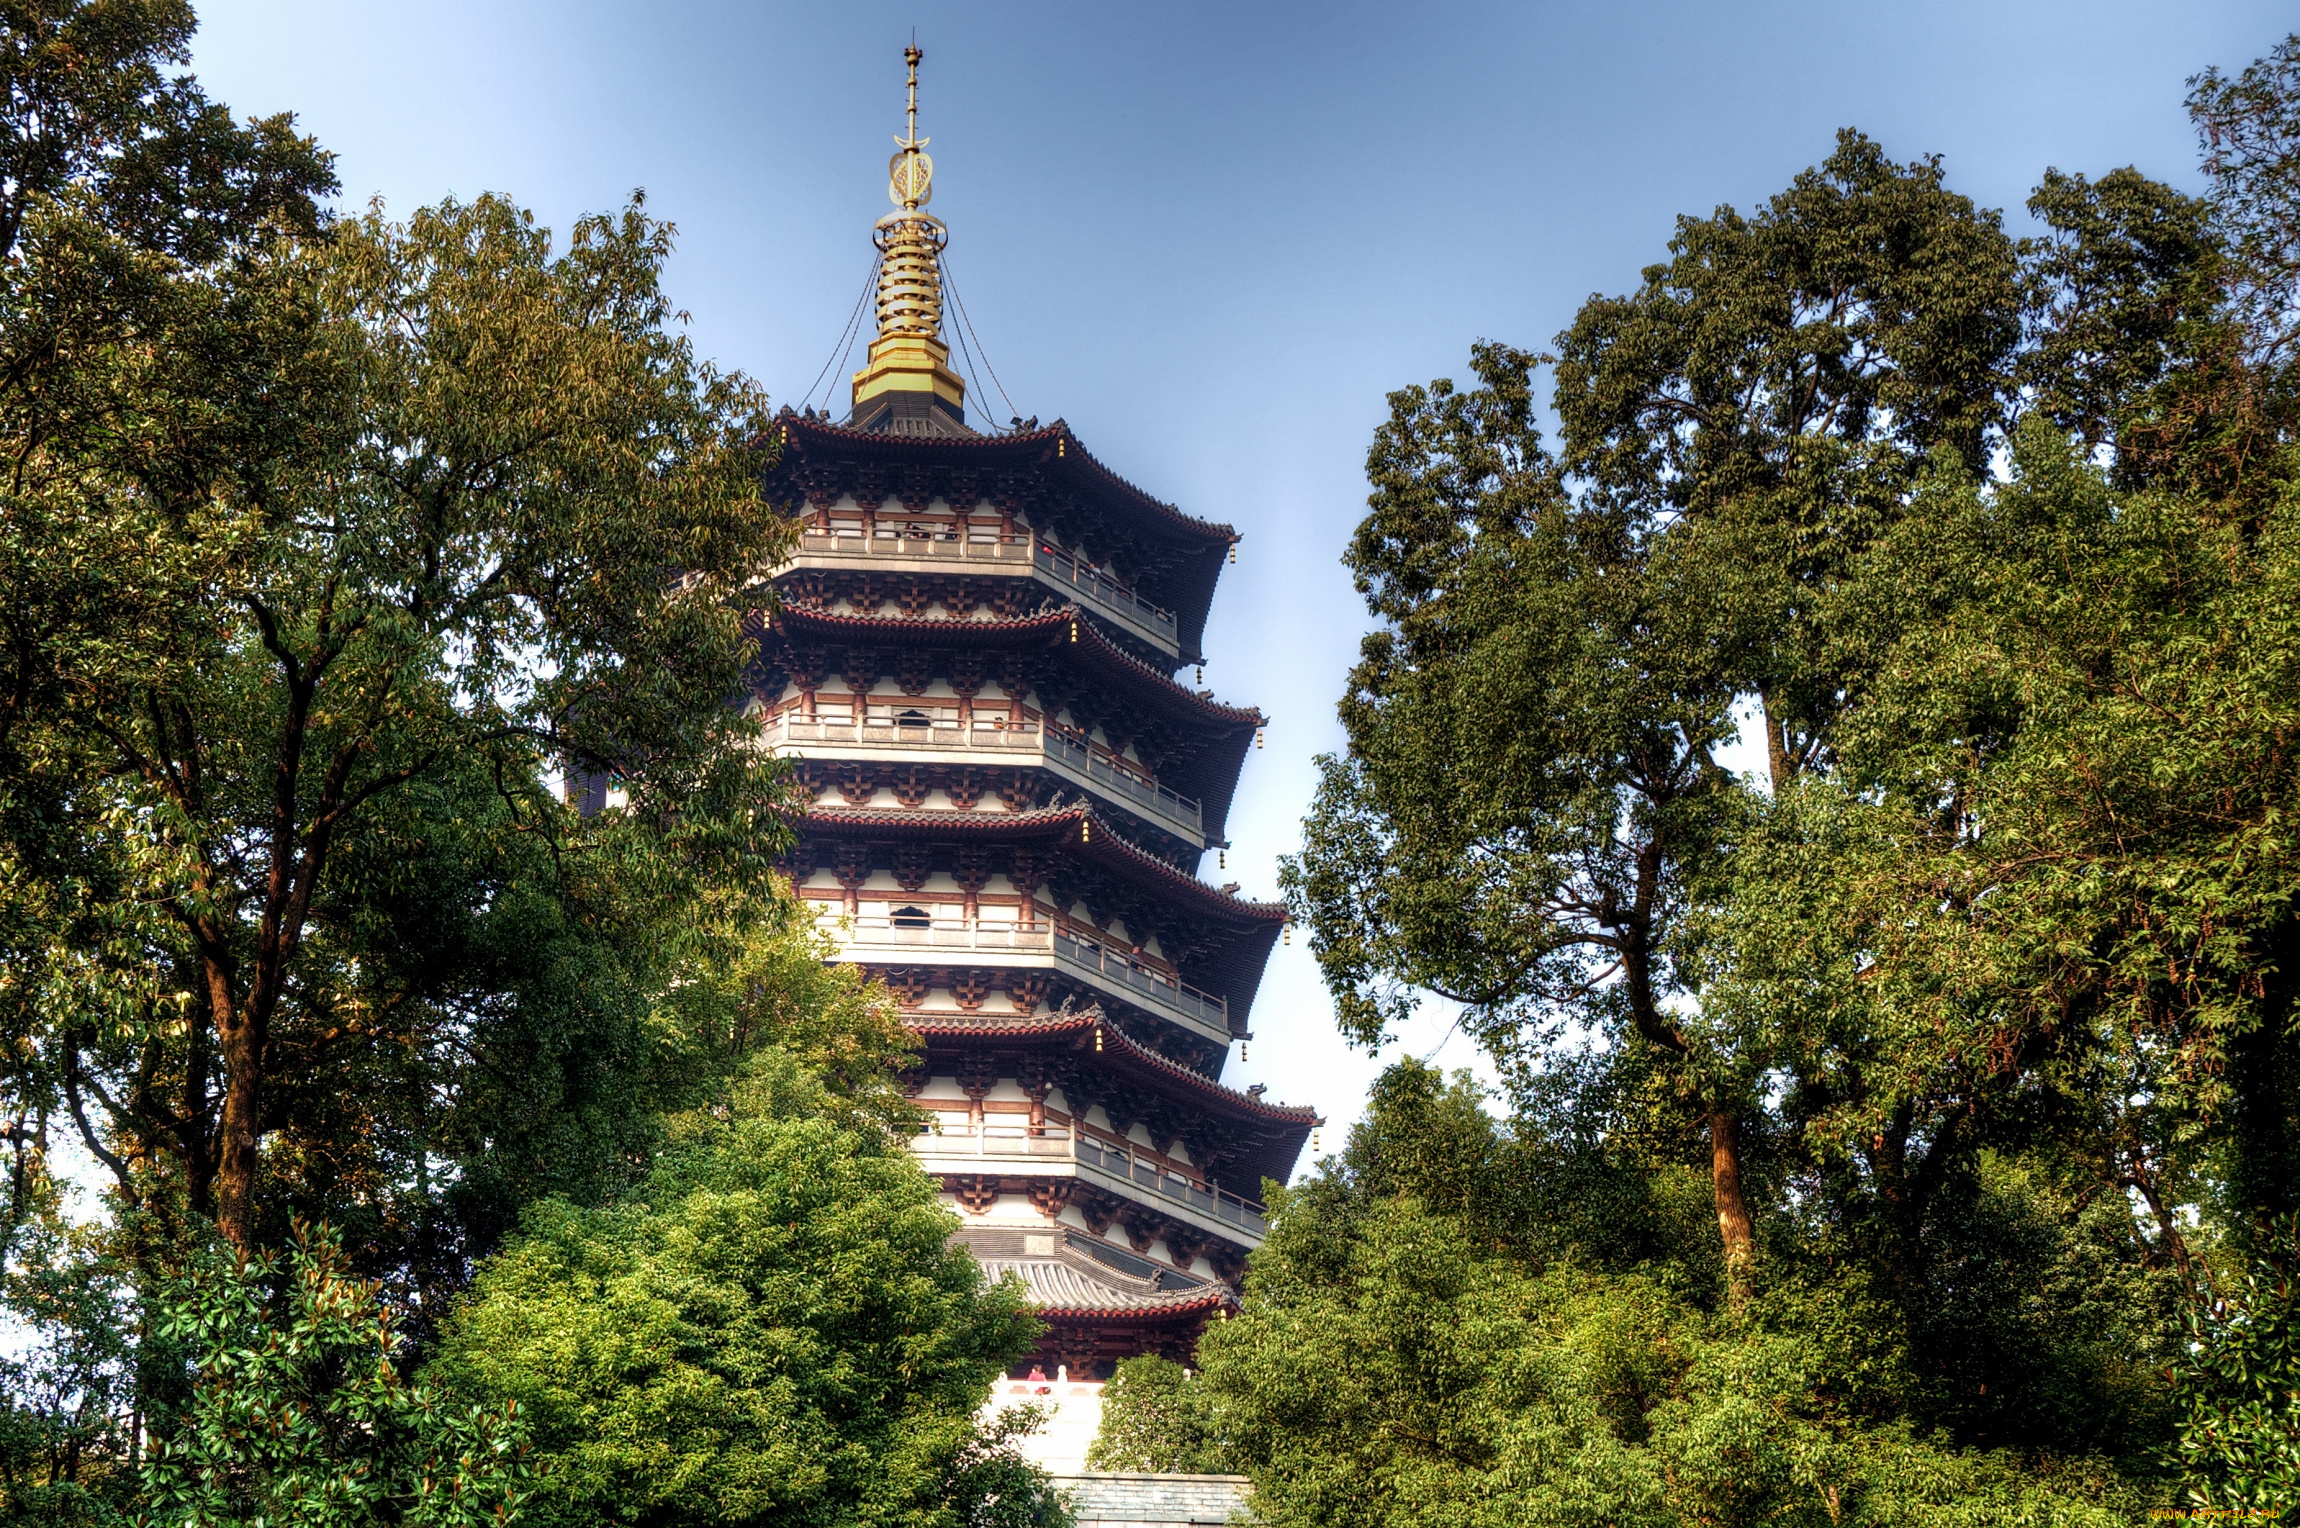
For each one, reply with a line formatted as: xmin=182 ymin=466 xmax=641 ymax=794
xmin=941 ymin=254 xmax=1023 ymax=426
xmin=802 ymin=253 xmax=882 ymax=415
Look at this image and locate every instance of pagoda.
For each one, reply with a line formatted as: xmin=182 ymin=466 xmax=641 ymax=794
xmin=749 ymin=47 xmax=1316 ymax=1378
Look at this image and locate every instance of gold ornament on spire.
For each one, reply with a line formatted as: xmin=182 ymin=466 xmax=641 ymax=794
xmin=888 ymin=45 xmax=933 ymax=210
xmin=851 ymin=43 xmax=968 ymax=433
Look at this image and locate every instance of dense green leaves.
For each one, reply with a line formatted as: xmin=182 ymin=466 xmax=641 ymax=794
xmin=1083 ymin=1359 xmax=1229 ymax=1476
xmin=1281 ymin=28 xmax=2300 ymax=1519
xmin=0 ymin=181 xmax=795 ymax=1256
xmin=141 ymin=1223 xmax=533 ymax=1528
xmin=1098 ymin=1074 xmax=2165 ymax=1527
xmin=429 ymin=1049 xmax=1057 ymax=1528
xmin=2172 ymin=1216 xmax=2300 ymax=1506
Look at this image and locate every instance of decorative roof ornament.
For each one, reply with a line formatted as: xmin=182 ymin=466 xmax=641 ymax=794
xmin=888 ymin=44 xmax=933 ymax=211
xmin=850 ymin=43 xmax=970 ymax=435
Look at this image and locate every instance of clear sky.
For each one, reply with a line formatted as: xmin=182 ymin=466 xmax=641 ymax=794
xmin=188 ymin=0 xmax=2291 ymax=1162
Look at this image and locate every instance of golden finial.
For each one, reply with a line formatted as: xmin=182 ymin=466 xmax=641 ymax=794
xmin=851 ymin=41 xmax=967 ymax=433
xmin=889 ymin=43 xmax=932 ymax=211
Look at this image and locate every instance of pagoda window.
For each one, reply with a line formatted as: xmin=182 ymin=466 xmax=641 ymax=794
xmin=879 ymin=515 xmax=955 ymax=542
xmin=894 ymin=707 xmax=932 ymax=732
xmin=891 ymin=904 xmax=933 ymax=931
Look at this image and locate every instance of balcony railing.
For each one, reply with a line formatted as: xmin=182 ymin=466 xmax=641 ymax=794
xmin=1040 ymin=725 xmax=1203 ymax=838
xmin=914 ymin=1121 xmax=1267 ymax=1235
xmin=797 ymin=527 xmax=1031 ymax=565
xmin=827 ymin=915 xmax=1230 ymax=1037
xmin=786 ymin=528 xmax=1180 ymax=653
xmin=1030 ymin=542 xmax=1180 ymax=648
xmin=763 ymin=713 xmax=1205 ymax=841
xmin=1053 ymin=928 xmax=1229 ymax=1033
xmin=912 ymin=1121 xmax=1080 ymax=1159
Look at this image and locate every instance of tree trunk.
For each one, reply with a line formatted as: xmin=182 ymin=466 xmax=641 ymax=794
xmin=2229 ymin=924 xmax=2300 ymax=1241
xmin=215 ymin=1005 xmax=263 ymax=1251
xmin=1758 ymin=689 xmax=1791 ymax=794
xmin=1711 ymin=1107 xmax=1756 ymax=1310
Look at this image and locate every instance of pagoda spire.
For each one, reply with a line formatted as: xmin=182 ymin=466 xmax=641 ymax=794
xmin=850 ymin=43 xmax=969 ymax=433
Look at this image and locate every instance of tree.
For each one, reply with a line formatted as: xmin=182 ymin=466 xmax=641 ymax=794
xmin=2017 ymin=166 xmax=2217 ymax=463
xmin=1282 ymin=341 xmax=1756 ymax=1302
xmin=0 ymin=0 xmax=334 ymax=1269
xmin=1288 ymin=137 xmax=2040 ymax=1310
xmin=2188 ymin=35 xmax=2300 ymax=380
xmin=1 ymin=188 xmax=792 ymax=1253
xmin=139 ymin=1221 xmax=533 ymax=1528
xmin=1106 ymin=1072 xmax=2163 ymax=1528
xmin=1551 ymin=129 xmax=2022 ymax=789
xmin=1084 ymin=1358 xmax=1229 ymax=1476
xmin=0 ymin=0 xmax=332 ymax=264
xmin=2171 ymin=1215 xmax=2300 ymax=1507
xmin=426 ymin=1048 xmax=1062 ymax=1528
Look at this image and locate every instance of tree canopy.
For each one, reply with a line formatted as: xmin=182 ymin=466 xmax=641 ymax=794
xmin=0 ymin=3 xmax=1053 ymax=1520
xmin=428 ymin=1049 xmax=1059 ymax=1528
xmin=1273 ymin=28 xmax=2300 ymax=1514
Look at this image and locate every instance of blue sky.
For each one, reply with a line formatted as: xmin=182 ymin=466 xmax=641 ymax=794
xmin=190 ymin=0 xmax=2290 ymax=1159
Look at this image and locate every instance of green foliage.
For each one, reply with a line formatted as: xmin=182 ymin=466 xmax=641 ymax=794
xmin=0 ymin=1216 xmax=142 ymax=1523
xmin=1154 ymin=1082 xmax=2167 ymax=1528
xmin=1084 ymin=1358 xmax=1229 ymax=1475
xmin=2018 ymin=166 xmax=2217 ymax=458
xmin=0 ymin=1 xmax=797 ymax=1275
xmin=2171 ymin=1216 xmax=2300 ymax=1507
xmin=2188 ymin=35 xmax=2300 ymax=377
xmin=0 ymin=0 xmax=334 ymax=263
xmin=1284 ymin=31 xmax=2300 ymax=1519
xmin=427 ymin=1047 xmax=1062 ymax=1528
xmin=140 ymin=1222 xmax=532 ymax=1528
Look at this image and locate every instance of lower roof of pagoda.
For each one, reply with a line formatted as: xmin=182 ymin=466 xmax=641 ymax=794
xmin=746 ymin=605 xmax=1261 ymax=844
xmin=911 ymin=1008 xmax=1316 ymax=1190
xmin=790 ymin=802 xmax=1284 ymax=1021
xmin=978 ymin=1259 xmax=1234 ymax=1323
xmin=914 ymin=1007 xmax=1316 ymax=1128
xmin=762 ymin=413 xmax=1236 ymax=662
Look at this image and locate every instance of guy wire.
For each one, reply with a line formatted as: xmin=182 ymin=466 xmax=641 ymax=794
xmin=942 ymin=256 xmax=1000 ymax=433
xmin=940 ymin=254 xmax=1021 ymax=424
xmin=802 ymin=254 xmax=880 ymax=414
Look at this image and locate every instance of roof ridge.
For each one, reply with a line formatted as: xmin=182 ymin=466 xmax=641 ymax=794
xmin=908 ymin=1007 xmax=1318 ymax=1121
xmin=765 ymin=606 xmax=1264 ymax=726
xmin=801 ymin=802 xmax=1286 ymax=920
xmin=772 ymin=413 xmax=1237 ymax=543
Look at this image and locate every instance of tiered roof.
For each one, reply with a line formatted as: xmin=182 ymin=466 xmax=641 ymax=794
xmin=911 ymin=1007 xmax=1314 ymax=1190
xmin=763 ymin=414 xmax=1237 ymax=662
xmin=754 ymin=606 xmax=1261 ymax=842
xmin=797 ymin=802 xmax=1284 ymax=1020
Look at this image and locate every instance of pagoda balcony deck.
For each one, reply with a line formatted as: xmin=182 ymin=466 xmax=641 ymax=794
xmin=765 ymin=713 xmax=1205 ymax=844
xmin=786 ymin=528 xmax=1182 ymax=657
xmin=825 ymin=915 xmax=1233 ymax=1046
xmin=909 ymin=1121 xmax=1269 ymax=1242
